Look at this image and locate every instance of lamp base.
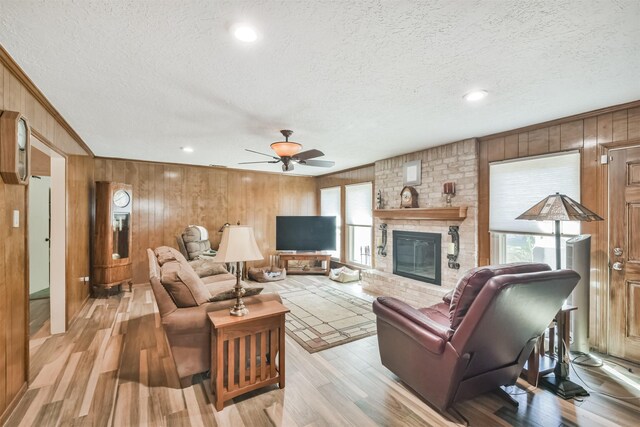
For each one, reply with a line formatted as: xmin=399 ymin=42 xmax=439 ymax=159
xmin=540 ymin=374 xmax=589 ymax=399
xmin=230 ymin=305 xmax=249 ymax=317
xmin=229 ymin=261 xmax=248 ymax=317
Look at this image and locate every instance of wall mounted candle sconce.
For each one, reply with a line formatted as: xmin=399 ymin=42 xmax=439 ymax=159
xmin=443 ymin=182 xmax=456 ymax=206
xmin=377 ymin=223 xmax=388 ymax=257
xmin=447 ymin=226 xmax=460 ymax=269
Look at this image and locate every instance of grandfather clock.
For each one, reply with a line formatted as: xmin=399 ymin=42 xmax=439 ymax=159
xmin=92 ymin=181 xmax=133 ymax=295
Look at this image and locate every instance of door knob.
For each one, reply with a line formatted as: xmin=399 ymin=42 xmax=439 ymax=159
xmin=613 ymin=247 xmax=623 ymax=256
xmin=612 ymin=261 xmax=624 ymax=271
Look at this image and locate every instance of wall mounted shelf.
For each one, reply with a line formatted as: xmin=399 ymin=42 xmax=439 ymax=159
xmin=373 ymin=206 xmax=467 ymax=221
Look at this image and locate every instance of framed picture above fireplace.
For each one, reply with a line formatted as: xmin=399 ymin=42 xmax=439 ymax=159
xmin=403 ymin=160 xmax=421 ymax=186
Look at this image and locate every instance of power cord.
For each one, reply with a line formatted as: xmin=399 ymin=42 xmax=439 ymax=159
xmin=562 ymin=339 xmax=640 ymax=401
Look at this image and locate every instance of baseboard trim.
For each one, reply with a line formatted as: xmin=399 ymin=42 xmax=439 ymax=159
xmin=0 ymin=382 xmax=28 ymax=425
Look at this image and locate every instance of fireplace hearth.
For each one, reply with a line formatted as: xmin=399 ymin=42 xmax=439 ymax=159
xmin=393 ymin=231 xmax=441 ymax=285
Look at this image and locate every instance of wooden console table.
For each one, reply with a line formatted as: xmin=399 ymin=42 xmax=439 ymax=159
xmin=279 ymin=252 xmax=332 ymax=275
xmin=208 ymin=301 xmax=290 ymax=411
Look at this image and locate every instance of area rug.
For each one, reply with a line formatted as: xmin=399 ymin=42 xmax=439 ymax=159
xmin=276 ymin=282 xmax=377 ymax=353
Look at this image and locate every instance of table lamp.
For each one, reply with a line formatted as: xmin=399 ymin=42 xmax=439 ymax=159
xmin=213 ymin=225 xmax=263 ymax=316
xmin=517 ymin=192 xmax=602 ymax=398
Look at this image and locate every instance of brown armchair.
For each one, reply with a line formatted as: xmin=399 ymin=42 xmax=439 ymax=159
xmin=373 ymin=263 xmax=580 ymax=411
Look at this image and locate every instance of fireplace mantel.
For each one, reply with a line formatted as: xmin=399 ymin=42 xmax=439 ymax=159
xmin=373 ymin=206 xmax=467 ymax=221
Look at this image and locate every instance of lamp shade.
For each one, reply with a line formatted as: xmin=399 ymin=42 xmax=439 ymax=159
xmin=213 ymin=225 xmax=264 ymax=263
xmin=516 ymin=193 xmax=603 ymax=222
xmin=271 ymin=141 xmax=302 ymax=157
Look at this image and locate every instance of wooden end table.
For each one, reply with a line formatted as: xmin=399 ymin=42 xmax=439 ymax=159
xmin=521 ymin=304 xmax=577 ymax=385
xmin=208 ymin=300 xmax=290 ymax=411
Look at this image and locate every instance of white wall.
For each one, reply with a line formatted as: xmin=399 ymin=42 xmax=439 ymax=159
xmin=28 ymin=176 xmax=51 ymax=295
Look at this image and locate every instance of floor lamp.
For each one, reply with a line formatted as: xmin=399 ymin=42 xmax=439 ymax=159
xmin=516 ymin=192 xmax=602 ymax=399
xmin=213 ymin=225 xmax=264 ymax=316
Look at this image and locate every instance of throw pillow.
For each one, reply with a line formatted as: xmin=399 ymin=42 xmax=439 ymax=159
xmin=210 ymin=287 xmax=264 ymax=302
xmin=160 ymin=260 xmax=211 ymax=307
xmin=189 ymin=259 xmax=228 ymax=277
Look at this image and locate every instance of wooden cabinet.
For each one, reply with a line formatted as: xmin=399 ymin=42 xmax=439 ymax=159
xmin=92 ymin=182 xmax=133 ymax=295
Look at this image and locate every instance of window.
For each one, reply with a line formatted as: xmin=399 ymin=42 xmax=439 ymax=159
xmin=320 ymin=186 xmax=341 ymax=259
xmin=489 ymin=151 xmax=581 ymax=267
xmin=345 ymin=182 xmax=373 ymax=266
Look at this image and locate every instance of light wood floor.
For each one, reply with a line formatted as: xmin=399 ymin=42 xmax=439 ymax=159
xmin=29 ymin=298 xmax=50 ymax=338
xmin=6 ymin=276 xmax=640 ymax=426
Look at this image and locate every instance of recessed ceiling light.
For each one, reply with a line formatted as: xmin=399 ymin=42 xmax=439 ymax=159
xmin=231 ymin=24 xmax=258 ymax=43
xmin=181 ymin=146 xmax=194 ymax=153
xmin=463 ymin=90 xmax=488 ymax=102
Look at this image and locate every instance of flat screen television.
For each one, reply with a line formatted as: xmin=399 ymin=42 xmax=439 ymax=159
xmin=276 ymin=216 xmax=336 ymax=251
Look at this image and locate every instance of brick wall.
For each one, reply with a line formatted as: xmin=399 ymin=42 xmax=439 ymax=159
xmin=362 ymin=138 xmax=479 ymax=307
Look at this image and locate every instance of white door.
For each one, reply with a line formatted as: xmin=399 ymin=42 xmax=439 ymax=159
xmin=29 ymin=176 xmax=51 ymax=297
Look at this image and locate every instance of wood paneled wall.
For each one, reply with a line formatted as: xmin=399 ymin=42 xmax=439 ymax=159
xmin=66 ymin=156 xmax=94 ymax=322
xmin=0 ymin=171 xmax=27 ymax=422
xmin=478 ymin=102 xmax=640 ymax=351
xmin=0 ymin=53 xmax=91 ymax=421
xmin=94 ymin=159 xmax=317 ymax=284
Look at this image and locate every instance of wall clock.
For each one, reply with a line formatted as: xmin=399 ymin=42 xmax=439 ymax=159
xmin=113 ymin=189 xmax=131 ymax=208
xmin=400 ymin=186 xmax=418 ymax=208
xmin=0 ymin=110 xmax=31 ymax=185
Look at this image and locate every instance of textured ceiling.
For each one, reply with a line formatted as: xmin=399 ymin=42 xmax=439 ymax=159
xmin=1 ymin=0 xmax=639 ymax=175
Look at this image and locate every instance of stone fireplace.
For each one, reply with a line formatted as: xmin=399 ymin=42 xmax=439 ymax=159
xmin=361 ymin=138 xmax=479 ymax=308
xmin=393 ymin=231 xmax=441 ymax=285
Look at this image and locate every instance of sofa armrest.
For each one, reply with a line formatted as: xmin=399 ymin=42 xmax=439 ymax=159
xmin=373 ymin=297 xmax=453 ymax=355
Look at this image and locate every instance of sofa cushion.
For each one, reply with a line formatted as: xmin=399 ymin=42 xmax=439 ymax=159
xmin=189 ymin=258 xmax=228 ymax=277
xmin=449 ymin=263 xmax=551 ymax=329
xmin=155 ymin=246 xmax=189 ymax=266
xmin=418 ymin=302 xmax=450 ymax=327
xmin=160 ymin=260 xmax=211 ymax=307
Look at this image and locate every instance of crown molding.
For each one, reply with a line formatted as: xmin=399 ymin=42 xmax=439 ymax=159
xmin=0 ymin=43 xmax=94 ymax=157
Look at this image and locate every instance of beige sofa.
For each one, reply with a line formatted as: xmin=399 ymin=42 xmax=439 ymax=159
xmin=147 ymin=246 xmax=282 ymax=386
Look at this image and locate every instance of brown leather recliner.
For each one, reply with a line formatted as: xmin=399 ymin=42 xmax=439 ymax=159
xmin=373 ymin=263 xmax=580 ymax=411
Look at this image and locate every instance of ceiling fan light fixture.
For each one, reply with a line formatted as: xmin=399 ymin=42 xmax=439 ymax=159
xmin=270 ymin=141 xmax=302 ymax=157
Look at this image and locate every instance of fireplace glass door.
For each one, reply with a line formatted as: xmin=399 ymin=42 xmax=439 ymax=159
xmin=393 ymin=231 xmax=441 ymax=285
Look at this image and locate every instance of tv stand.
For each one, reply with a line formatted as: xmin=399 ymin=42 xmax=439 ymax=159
xmin=278 ymin=252 xmax=331 ymax=276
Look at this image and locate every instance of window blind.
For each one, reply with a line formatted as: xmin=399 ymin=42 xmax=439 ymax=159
xmin=345 ymin=182 xmax=373 ymax=226
xmin=320 ymin=187 xmax=340 ymax=218
xmin=489 ymin=151 xmax=581 ymax=235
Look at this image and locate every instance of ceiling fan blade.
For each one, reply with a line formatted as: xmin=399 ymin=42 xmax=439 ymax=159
xmin=293 ymin=149 xmax=324 ymax=161
xmin=238 ymin=160 xmax=280 ymax=165
xmin=298 ymin=159 xmax=335 ymax=168
xmin=245 ymin=149 xmax=280 ymax=160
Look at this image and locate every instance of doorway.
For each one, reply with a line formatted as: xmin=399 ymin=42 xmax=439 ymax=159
xmin=28 ymin=171 xmax=51 ymax=338
xmin=608 ymin=146 xmax=640 ymax=363
xmin=29 ymin=136 xmax=67 ymax=335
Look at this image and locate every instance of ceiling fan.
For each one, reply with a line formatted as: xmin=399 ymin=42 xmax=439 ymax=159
xmin=239 ymin=130 xmax=335 ymax=172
